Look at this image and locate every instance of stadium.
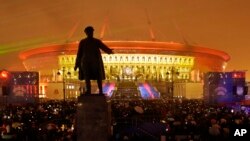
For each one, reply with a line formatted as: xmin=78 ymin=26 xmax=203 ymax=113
xmin=18 ymin=40 xmax=230 ymax=100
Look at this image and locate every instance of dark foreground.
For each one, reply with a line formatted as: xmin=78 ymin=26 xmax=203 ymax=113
xmin=0 ymin=98 xmax=249 ymax=141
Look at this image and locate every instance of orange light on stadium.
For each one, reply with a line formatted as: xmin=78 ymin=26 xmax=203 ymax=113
xmin=0 ymin=70 xmax=9 ymax=79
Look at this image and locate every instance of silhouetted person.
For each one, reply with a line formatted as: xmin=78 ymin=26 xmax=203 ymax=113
xmin=74 ymin=26 xmax=113 ymax=95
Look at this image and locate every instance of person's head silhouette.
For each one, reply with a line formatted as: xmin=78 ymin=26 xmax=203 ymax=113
xmin=84 ymin=26 xmax=94 ymax=38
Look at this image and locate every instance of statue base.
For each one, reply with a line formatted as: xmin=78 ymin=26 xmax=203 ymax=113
xmin=76 ymin=94 xmax=111 ymax=141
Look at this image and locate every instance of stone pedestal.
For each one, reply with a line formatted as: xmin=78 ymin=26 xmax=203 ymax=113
xmin=76 ymin=94 xmax=111 ymax=141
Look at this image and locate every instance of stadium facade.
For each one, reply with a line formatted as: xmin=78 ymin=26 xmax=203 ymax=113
xmin=19 ymin=41 xmax=230 ymax=99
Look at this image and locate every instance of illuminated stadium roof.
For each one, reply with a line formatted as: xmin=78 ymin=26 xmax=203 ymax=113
xmin=19 ymin=41 xmax=230 ymax=61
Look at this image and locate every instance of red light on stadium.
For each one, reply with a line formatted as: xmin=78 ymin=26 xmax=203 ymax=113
xmin=233 ymin=73 xmax=238 ymax=78
xmin=232 ymin=72 xmax=245 ymax=79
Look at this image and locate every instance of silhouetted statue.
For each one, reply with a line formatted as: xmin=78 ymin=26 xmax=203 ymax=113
xmin=74 ymin=26 xmax=113 ymax=95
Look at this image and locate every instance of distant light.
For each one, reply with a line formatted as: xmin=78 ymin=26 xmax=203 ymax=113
xmin=0 ymin=70 xmax=9 ymax=79
xmin=233 ymin=73 xmax=238 ymax=78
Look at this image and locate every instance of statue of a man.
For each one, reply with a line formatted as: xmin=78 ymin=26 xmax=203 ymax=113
xmin=74 ymin=26 xmax=113 ymax=95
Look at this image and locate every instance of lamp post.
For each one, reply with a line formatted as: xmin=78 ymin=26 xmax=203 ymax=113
xmin=0 ymin=70 xmax=11 ymax=106
xmin=57 ymin=67 xmax=71 ymax=102
xmin=166 ymin=66 xmax=179 ymax=99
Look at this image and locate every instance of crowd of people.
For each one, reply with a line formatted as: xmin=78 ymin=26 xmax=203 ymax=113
xmin=111 ymin=99 xmax=250 ymax=141
xmin=0 ymin=98 xmax=250 ymax=141
xmin=0 ymin=101 xmax=77 ymax=141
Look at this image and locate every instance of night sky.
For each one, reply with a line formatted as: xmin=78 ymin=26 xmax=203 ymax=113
xmin=1 ymin=0 xmax=250 ymax=80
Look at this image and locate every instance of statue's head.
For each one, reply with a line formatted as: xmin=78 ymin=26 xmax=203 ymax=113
xmin=84 ymin=26 xmax=94 ymax=37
